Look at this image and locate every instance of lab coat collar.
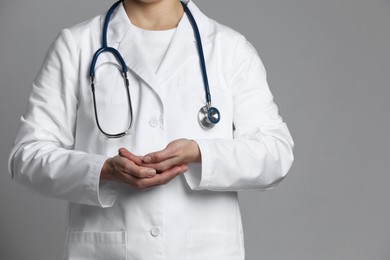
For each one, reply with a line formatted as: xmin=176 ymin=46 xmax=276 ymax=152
xmin=105 ymin=0 xmax=210 ymax=88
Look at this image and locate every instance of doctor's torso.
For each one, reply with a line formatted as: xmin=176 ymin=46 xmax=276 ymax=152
xmin=9 ymin=1 xmax=294 ymax=259
xmin=65 ymin=2 xmax=244 ymax=259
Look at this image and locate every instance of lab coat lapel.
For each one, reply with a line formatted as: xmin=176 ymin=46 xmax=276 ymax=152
xmin=119 ymin=31 xmax=158 ymax=88
xmin=106 ymin=0 xmax=209 ymax=88
xmin=107 ymin=2 xmax=158 ymax=88
xmin=156 ymin=0 xmax=209 ymax=85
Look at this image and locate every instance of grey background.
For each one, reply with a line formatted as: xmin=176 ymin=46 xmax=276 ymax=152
xmin=1 ymin=0 xmax=389 ymax=259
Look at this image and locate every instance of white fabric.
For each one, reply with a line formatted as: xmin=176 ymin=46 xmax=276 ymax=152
xmin=130 ymin=22 xmax=176 ymax=73
xmin=8 ymin=1 xmax=294 ymax=259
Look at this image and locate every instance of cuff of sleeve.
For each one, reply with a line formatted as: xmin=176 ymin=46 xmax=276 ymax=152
xmin=183 ymin=139 xmax=212 ymax=190
xmin=86 ymin=155 xmax=117 ymax=208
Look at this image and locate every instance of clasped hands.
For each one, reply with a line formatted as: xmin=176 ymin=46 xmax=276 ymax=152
xmin=100 ymin=139 xmax=201 ymax=190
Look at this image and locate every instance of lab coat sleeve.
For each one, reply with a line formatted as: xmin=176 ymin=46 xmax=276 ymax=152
xmin=8 ymin=29 xmax=117 ymax=207
xmin=184 ymin=35 xmax=294 ymax=191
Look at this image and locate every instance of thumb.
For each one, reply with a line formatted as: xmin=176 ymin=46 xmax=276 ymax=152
xmin=143 ymin=147 xmax=173 ymax=164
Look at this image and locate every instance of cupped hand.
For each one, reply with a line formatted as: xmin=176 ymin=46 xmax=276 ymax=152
xmin=100 ymin=150 xmax=155 ymax=183
xmin=101 ymin=139 xmax=199 ymax=190
xmin=141 ymin=139 xmax=201 ymax=172
xmin=100 ymin=149 xmax=186 ymax=190
xmin=112 ymin=147 xmax=189 ymax=190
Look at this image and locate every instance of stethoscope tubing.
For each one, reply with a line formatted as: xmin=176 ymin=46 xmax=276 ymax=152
xmin=90 ymin=47 xmax=128 ymax=78
xmin=89 ymin=0 xmax=220 ymax=138
xmin=181 ymin=2 xmax=212 ymax=105
xmin=91 ymin=70 xmax=133 ymax=138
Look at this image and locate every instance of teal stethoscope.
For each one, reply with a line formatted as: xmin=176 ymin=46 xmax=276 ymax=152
xmin=90 ymin=0 xmax=221 ymax=138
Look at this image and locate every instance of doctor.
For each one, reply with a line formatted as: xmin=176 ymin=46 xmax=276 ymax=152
xmin=8 ymin=0 xmax=294 ymax=259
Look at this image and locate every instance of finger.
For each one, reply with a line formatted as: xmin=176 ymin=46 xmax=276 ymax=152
xmin=118 ymin=148 xmax=143 ymax=165
xmin=153 ymin=164 xmax=188 ymax=186
xmin=145 ymin=157 xmax=182 ymax=172
xmin=119 ymin=157 xmax=156 ymax=178
xmin=134 ymin=165 xmax=187 ymax=190
xmin=180 ymin=164 xmax=189 ymax=172
xmin=116 ymin=169 xmax=143 ymax=187
xmin=143 ymin=146 xmax=176 ymax=164
xmin=119 ymin=165 xmax=188 ymax=190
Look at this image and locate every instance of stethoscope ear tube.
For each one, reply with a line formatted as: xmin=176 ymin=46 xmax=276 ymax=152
xmin=90 ymin=71 xmax=133 ymax=138
xmin=89 ymin=0 xmax=133 ymax=138
xmin=182 ymin=1 xmax=221 ymax=129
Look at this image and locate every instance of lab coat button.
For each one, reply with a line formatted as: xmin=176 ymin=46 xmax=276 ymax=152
xmin=150 ymin=227 xmax=160 ymax=237
xmin=149 ymin=117 xmax=159 ymax=127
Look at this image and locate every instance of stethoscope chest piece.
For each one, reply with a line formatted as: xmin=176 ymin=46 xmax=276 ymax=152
xmin=198 ymin=105 xmax=220 ymax=129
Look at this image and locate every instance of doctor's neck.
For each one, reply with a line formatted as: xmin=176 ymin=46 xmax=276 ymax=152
xmin=123 ymin=0 xmax=184 ymax=30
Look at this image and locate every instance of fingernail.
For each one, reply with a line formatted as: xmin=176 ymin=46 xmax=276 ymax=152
xmin=147 ymin=170 xmax=156 ymax=177
xmin=143 ymin=155 xmax=152 ymax=163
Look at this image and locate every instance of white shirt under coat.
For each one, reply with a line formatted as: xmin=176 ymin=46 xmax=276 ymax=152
xmin=8 ymin=0 xmax=294 ymax=259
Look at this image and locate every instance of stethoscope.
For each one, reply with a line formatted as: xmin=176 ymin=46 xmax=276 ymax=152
xmin=90 ymin=0 xmax=220 ymax=138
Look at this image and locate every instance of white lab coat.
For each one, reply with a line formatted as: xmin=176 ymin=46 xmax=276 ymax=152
xmin=8 ymin=0 xmax=294 ymax=259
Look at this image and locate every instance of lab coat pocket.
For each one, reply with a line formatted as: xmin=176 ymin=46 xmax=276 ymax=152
xmin=185 ymin=231 xmax=244 ymax=260
xmin=64 ymin=231 xmax=127 ymax=260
